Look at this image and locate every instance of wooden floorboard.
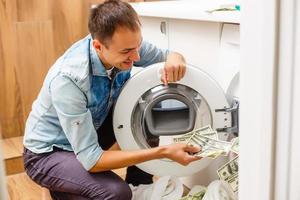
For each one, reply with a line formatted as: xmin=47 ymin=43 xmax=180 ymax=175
xmin=7 ymin=173 xmax=50 ymax=200
xmin=1 ymin=136 xmax=23 ymax=160
xmin=1 ymin=136 xmax=24 ymax=175
xmin=7 ymin=168 xmax=127 ymax=200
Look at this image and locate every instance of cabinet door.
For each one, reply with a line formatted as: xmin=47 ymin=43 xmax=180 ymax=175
xmin=168 ymin=19 xmax=221 ymax=80
xmin=216 ymin=23 xmax=240 ymax=94
xmin=132 ymin=17 xmax=169 ymax=75
xmin=139 ymin=17 xmax=169 ymax=50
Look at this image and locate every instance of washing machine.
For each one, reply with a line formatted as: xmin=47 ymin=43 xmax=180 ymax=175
xmin=113 ymin=15 xmax=240 ymax=186
xmin=113 ymin=62 xmax=239 ymax=186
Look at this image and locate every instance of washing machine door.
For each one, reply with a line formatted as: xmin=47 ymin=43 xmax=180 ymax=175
xmin=113 ymin=63 xmax=231 ymax=177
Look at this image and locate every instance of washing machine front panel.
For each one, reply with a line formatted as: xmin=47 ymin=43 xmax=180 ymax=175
xmin=113 ymin=63 xmax=231 ymax=176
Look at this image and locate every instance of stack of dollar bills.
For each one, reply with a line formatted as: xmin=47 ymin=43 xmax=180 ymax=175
xmin=173 ymin=125 xmax=240 ymax=194
xmin=173 ymin=125 xmax=237 ymax=159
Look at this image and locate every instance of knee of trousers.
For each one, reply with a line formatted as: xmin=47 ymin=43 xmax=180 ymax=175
xmin=92 ymin=181 xmax=132 ymax=200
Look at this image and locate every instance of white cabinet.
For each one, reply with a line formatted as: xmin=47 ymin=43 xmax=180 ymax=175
xmin=139 ymin=17 xmax=240 ymax=91
xmin=139 ymin=17 xmax=169 ymax=50
xmin=132 ymin=17 xmax=169 ymax=75
xmin=216 ymin=24 xmax=240 ymax=94
xmin=168 ymin=19 xmax=221 ymax=80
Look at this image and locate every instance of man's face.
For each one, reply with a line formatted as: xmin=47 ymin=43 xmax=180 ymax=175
xmin=93 ymin=26 xmax=142 ymax=70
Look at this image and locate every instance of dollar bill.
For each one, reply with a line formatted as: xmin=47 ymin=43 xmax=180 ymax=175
xmin=227 ymin=173 xmax=238 ymax=192
xmin=173 ymin=127 xmax=205 ymax=143
xmin=173 ymin=125 xmax=216 ymax=142
xmin=217 ymin=156 xmax=238 ymax=181
xmin=201 ymin=131 xmax=218 ymax=140
xmin=191 ymin=134 xmax=232 ymax=156
xmin=230 ymin=137 xmax=239 ymax=154
xmin=194 ymin=134 xmax=231 ymax=149
xmin=191 ymin=142 xmax=225 ymax=159
xmin=194 ymin=125 xmax=214 ymax=135
xmin=217 ymin=156 xmax=239 ymax=193
xmin=173 ymin=137 xmax=191 ymax=143
xmin=179 ymin=188 xmax=206 ymax=200
xmin=194 ymin=125 xmax=218 ymax=140
xmin=195 ymin=149 xmax=224 ymax=159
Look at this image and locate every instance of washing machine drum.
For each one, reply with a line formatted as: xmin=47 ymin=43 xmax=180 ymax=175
xmin=113 ymin=63 xmax=231 ymax=177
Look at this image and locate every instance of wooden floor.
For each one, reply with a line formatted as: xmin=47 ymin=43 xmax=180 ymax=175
xmin=7 ymin=173 xmax=51 ymax=200
xmin=1 ymin=136 xmax=24 ymax=175
xmin=6 ymin=168 xmax=127 ymax=200
xmin=1 ymin=137 xmax=23 ymax=160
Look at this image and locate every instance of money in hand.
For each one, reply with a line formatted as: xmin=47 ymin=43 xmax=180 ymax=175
xmin=172 ymin=125 xmax=231 ymax=159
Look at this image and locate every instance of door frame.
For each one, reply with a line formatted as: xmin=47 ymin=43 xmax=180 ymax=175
xmin=240 ymin=0 xmax=300 ymax=199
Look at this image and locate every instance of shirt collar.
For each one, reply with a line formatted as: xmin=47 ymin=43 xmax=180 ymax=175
xmin=89 ymin=35 xmax=107 ymax=76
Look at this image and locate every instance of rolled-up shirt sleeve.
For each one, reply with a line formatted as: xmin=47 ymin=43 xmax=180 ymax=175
xmin=134 ymin=41 xmax=169 ymax=67
xmin=50 ymin=74 xmax=103 ymax=170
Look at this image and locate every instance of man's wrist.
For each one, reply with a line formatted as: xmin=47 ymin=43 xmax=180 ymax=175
xmin=166 ymin=52 xmax=186 ymax=63
xmin=156 ymin=145 xmax=169 ymax=159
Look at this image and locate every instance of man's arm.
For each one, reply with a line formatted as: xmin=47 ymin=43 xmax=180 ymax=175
xmin=51 ymin=75 xmax=103 ymax=171
xmin=89 ymin=143 xmax=200 ymax=173
xmin=134 ymin=41 xmax=186 ymax=85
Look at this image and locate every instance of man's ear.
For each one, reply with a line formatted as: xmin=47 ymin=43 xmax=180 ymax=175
xmin=92 ymin=39 xmax=103 ymax=53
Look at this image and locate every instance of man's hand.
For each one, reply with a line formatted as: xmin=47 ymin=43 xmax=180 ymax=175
xmin=90 ymin=142 xmax=201 ymax=172
xmin=161 ymin=52 xmax=186 ymax=85
xmin=163 ymin=143 xmax=201 ymax=166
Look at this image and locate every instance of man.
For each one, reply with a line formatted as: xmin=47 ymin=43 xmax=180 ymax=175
xmin=23 ymin=0 xmax=201 ymax=199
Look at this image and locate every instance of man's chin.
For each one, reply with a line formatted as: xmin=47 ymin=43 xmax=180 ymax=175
xmin=121 ymin=61 xmax=133 ymax=69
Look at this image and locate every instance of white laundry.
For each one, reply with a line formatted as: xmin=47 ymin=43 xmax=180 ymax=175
xmin=129 ymin=176 xmax=183 ymax=200
xmin=203 ymin=180 xmax=237 ymax=200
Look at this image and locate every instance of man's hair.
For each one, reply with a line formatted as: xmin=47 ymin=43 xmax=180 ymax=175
xmin=88 ymin=0 xmax=141 ymax=47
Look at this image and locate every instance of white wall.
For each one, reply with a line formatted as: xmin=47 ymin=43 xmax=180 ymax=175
xmin=274 ymin=0 xmax=300 ymax=199
xmin=240 ymin=0 xmax=300 ymax=199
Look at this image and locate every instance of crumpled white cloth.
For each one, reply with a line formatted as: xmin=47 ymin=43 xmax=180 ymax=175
xmin=202 ymin=180 xmax=237 ymax=200
xmin=129 ymin=176 xmax=183 ymax=200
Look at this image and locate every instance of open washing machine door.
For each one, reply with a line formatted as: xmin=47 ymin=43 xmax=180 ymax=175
xmin=113 ymin=63 xmax=231 ymax=177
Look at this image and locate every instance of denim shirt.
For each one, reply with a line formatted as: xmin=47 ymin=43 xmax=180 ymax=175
xmin=23 ymin=35 xmax=168 ymax=170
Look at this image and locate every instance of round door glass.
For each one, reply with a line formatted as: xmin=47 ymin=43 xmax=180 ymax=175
xmin=131 ymin=83 xmax=213 ymax=149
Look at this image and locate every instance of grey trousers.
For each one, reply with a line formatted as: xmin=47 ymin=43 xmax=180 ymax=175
xmin=23 ymin=109 xmax=153 ymax=200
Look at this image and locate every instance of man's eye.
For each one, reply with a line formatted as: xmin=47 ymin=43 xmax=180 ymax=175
xmin=121 ymin=51 xmax=129 ymax=54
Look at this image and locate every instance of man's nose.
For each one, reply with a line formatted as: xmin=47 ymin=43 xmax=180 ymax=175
xmin=129 ymin=49 xmax=140 ymax=62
